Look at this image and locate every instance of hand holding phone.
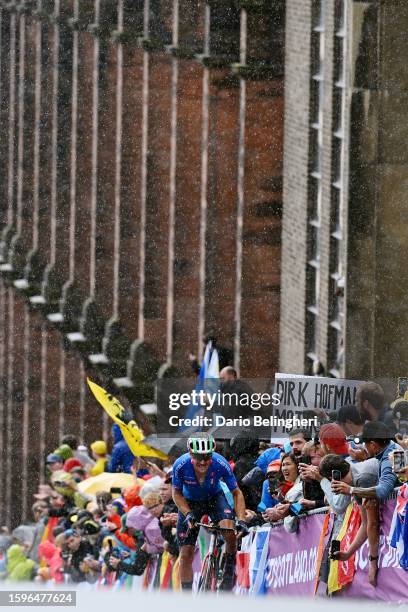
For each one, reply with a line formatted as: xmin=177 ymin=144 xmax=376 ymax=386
xmin=330 ymin=539 xmax=341 ymax=559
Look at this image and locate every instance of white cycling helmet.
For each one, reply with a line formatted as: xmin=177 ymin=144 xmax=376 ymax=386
xmin=187 ymin=433 xmax=216 ymax=454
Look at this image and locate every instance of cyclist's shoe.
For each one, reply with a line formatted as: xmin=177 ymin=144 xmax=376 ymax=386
xmin=219 ymin=570 xmax=235 ymax=591
xmin=181 ymin=581 xmax=193 ymax=591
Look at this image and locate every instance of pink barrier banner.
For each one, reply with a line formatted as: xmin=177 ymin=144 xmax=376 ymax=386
xmin=264 ymin=514 xmax=323 ymax=595
xmin=337 ymin=499 xmax=408 ymax=602
xmin=258 ymin=499 xmax=408 ymax=601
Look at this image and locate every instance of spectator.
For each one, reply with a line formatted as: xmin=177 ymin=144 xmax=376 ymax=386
xmin=189 ymin=333 xmax=233 ymax=376
xmin=106 ymin=424 xmax=134 ymax=474
xmin=61 ymin=435 xmax=78 ymax=452
xmin=70 ymin=467 xmax=87 ymax=483
xmin=319 ymin=453 xmax=379 ymax=586
xmin=319 ymin=453 xmax=379 ymax=509
xmin=143 ymin=492 xmax=165 ymax=521
xmin=349 ymin=421 xmax=402 ymax=500
xmin=356 ymin=381 xmax=395 ymax=433
xmin=229 ymin=432 xmax=260 ymax=510
xmin=330 ymin=421 xmax=402 ymax=585
xmin=46 ymin=454 xmax=64 ymax=473
xmin=75 ymin=445 xmax=96 ymax=471
xmin=123 ymin=485 xmax=143 ymax=511
xmin=36 ymin=539 xmax=64 ymax=583
xmin=62 ymin=529 xmax=98 ymax=583
xmin=48 ymin=491 xmax=70 ymax=520
xmin=108 ymin=503 xmax=164 ymax=577
xmin=54 ymin=445 xmax=74 ymax=462
xmin=298 ymin=441 xmax=325 ymax=510
xmin=63 ymin=458 xmax=83 ymax=473
xmin=258 ymin=460 xmax=281 ymax=512
xmin=392 ymin=400 xmax=408 ymax=448
xmin=319 ymin=423 xmax=350 ymax=457
xmin=288 ymin=429 xmax=311 ymax=457
xmin=51 ymin=471 xmax=90 ymax=510
xmin=28 ymin=502 xmax=49 ymax=563
xmin=337 ymin=404 xmax=364 ymax=438
xmin=6 ymin=544 xmax=36 ymax=581
xmin=89 ymin=441 xmax=109 ymax=477
xmin=262 ymin=453 xmax=303 ymax=532
xmin=158 ymin=472 xmax=179 ymax=556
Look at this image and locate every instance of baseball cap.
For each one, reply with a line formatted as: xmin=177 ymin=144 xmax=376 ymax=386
xmin=266 ymin=459 xmax=281 ymax=474
xmin=46 ymin=454 xmax=63 ymax=464
xmin=319 ymin=423 xmax=349 ymax=455
xmin=362 ymin=421 xmax=392 ymax=441
xmin=63 ymin=458 xmax=83 ymax=472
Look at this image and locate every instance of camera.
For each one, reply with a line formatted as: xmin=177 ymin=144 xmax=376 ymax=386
xmin=298 ymin=455 xmax=311 ymax=465
xmin=267 ymin=476 xmax=281 ymax=495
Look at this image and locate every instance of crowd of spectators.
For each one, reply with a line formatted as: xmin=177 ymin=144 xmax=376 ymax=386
xmin=0 ymin=381 xmax=407 ymax=592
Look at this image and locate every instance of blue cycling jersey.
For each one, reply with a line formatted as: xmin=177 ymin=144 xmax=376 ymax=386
xmin=172 ymin=452 xmax=238 ymax=501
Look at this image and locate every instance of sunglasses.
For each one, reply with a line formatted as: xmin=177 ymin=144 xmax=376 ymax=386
xmin=191 ymin=453 xmax=213 ymax=462
xmin=146 ymin=503 xmax=161 ymax=511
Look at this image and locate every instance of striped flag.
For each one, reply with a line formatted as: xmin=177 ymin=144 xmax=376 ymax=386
xmin=390 ymin=483 xmax=408 ymax=570
xmin=179 ymin=342 xmax=219 ymax=431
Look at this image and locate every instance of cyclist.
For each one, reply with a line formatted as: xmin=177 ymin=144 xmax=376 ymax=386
xmin=172 ymin=432 xmax=247 ymax=591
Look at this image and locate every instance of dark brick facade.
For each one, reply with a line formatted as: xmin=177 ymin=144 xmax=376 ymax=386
xmin=281 ymin=0 xmax=408 ymax=382
xmin=0 ymin=0 xmax=285 ymax=527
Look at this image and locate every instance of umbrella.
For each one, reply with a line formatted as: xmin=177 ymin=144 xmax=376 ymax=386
xmin=87 ymin=379 xmax=168 ymax=460
xmin=77 ymin=473 xmax=143 ymax=496
xmin=141 ymin=435 xmax=187 ymax=458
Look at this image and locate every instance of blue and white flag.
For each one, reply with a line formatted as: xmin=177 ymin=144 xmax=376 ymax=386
xmin=178 ymin=342 xmax=219 ymax=431
xmin=249 ymin=524 xmax=271 ymax=595
xmin=390 ymin=483 xmax=408 ymax=570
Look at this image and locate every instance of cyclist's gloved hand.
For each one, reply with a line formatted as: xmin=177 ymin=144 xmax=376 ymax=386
xmin=185 ymin=512 xmax=197 ymax=530
xmin=235 ymin=520 xmax=249 ymax=536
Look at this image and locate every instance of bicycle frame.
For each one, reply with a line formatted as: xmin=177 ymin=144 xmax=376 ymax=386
xmin=196 ymin=523 xmax=235 ymax=594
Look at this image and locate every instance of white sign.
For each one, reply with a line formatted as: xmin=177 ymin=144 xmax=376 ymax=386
xmin=267 ymin=373 xmax=366 ymax=436
xmin=274 ymin=373 xmax=365 ymax=412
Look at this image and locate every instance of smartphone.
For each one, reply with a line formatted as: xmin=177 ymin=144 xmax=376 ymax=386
xmin=332 ymin=470 xmax=342 ymax=481
xmin=392 ymin=451 xmax=406 ymax=473
xmin=298 ymin=455 xmax=311 ymax=465
xmin=330 ymin=539 xmax=341 ymax=558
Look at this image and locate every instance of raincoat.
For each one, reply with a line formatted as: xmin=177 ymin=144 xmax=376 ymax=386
xmin=6 ymin=545 xmax=36 ymax=581
xmin=106 ymin=425 xmax=134 ymax=474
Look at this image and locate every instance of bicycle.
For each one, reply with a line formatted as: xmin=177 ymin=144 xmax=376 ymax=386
xmin=196 ymin=522 xmax=236 ymax=593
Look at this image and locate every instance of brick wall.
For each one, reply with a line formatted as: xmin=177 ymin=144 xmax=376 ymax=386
xmin=0 ymin=0 xmax=285 ymax=527
xmin=280 ymin=0 xmax=312 ymax=373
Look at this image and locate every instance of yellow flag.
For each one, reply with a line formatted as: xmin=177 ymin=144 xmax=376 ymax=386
xmin=87 ymin=378 xmax=168 ymax=460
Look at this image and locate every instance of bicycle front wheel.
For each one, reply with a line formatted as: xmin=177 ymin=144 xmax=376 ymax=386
xmin=198 ymin=554 xmax=217 ymax=593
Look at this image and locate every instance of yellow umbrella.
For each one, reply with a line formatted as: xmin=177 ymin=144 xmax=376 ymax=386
xmin=87 ymin=378 xmax=168 ymax=460
xmin=77 ymin=472 xmax=142 ymax=496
